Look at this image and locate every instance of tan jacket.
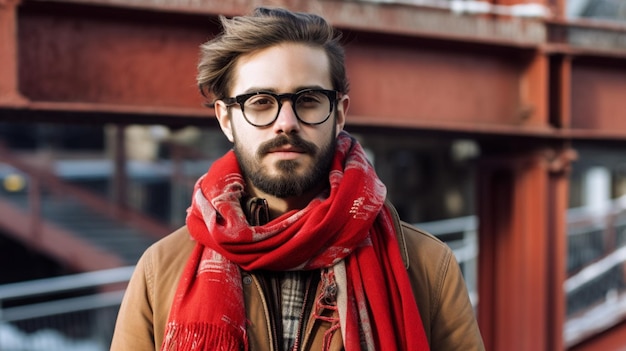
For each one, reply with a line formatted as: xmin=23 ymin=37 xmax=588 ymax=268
xmin=111 ymin=206 xmax=485 ymax=350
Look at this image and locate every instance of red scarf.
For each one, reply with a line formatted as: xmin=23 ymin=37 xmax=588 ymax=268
xmin=161 ymin=132 xmax=429 ymax=350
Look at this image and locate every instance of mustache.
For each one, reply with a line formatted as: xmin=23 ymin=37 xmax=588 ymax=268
xmin=257 ymin=134 xmax=318 ymax=157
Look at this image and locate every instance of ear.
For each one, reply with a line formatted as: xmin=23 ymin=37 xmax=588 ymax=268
xmin=334 ymin=94 xmax=349 ymax=136
xmin=214 ymin=100 xmax=234 ymax=142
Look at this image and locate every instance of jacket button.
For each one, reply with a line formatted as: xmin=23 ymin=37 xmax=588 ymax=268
xmin=243 ymin=275 xmax=252 ymax=285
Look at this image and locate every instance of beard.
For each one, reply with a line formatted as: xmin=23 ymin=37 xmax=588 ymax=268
xmin=233 ymin=126 xmax=337 ymax=199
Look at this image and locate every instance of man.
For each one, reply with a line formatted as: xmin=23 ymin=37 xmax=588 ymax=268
xmin=111 ymin=7 xmax=484 ymax=351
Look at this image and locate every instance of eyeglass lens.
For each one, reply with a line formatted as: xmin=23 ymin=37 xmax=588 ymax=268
xmin=243 ymin=91 xmax=332 ymax=126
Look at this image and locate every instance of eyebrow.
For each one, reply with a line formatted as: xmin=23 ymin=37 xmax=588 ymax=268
xmin=239 ymin=85 xmax=328 ymax=95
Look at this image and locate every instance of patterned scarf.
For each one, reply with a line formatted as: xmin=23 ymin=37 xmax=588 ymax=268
xmin=161 ymin=131 xmax=429 ymax=350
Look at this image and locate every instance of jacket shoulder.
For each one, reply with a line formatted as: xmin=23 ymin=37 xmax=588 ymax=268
xmin=141 ymin=226 xmax=196 ymax=295
xmin=146 ymin=226 xmax=195 ymax=261
xmin=399 ymin=221 xmax=453 ymax=269
xmin=385 ymin=200 xmax=451 ymax=269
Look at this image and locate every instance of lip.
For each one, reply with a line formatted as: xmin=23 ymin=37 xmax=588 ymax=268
xmin=264 ymin=146 xmax=307 ymax=161
xmin=268 ymin=145 xmax=306 ymax=154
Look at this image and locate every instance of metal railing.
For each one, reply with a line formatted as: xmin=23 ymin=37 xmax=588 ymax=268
xmin=0 ymin=266 xmax=133 ymax=351
xmin=563 ymin=197 xmax=626 ymax=347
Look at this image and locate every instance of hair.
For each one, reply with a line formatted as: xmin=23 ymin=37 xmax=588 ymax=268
xmin=197 ymin=7 xmax=349 ymax=102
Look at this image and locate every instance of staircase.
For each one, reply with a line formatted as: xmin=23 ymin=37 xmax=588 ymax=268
xmin=1 ymin=191 xmax=158 ymax=265
xmin=0 ymin=144 xmax=173 ymax=271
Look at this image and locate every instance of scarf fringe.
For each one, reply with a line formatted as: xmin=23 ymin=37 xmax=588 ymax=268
xmin=161 ymin=322 xmax=248 ymax=351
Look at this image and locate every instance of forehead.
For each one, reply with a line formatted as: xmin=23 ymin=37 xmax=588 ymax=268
xmin=230 ymin=43 xmax=332 ymax=95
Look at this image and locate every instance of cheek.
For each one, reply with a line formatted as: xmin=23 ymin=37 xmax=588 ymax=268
xmin=232 ymin=123 xmax=261 ymax=154
xmin=321 ymin=123 xmax=338 ymax=144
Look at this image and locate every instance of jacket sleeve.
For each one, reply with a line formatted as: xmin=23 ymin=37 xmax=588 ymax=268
xmin=430 ymin=246 xmax=484 ymax=350
xmin=110 ymin=249 xmax=157 ymax=350
xmin=402 ymin=222 xmax=485 ymax=351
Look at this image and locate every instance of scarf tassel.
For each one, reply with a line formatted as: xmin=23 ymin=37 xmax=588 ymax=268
xmin=161 ymin=322 xmax=248 ymax=351
xmin=312 ymin=269 xmax=341 ymax=351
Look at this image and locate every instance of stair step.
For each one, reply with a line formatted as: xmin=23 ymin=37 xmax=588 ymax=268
xmin=1 ymin=192 xmax=159 ymax=265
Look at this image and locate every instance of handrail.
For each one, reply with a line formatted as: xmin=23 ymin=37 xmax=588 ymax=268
xmin=0 ymin=266 xmax=134 ymax=301
xmin=565 ymin=245 xmax=626 ymax=293
xmin=0 ymin=266 xmax=134 ymax=324
xmin=564 ymin=290 xmax=626 ymax=347
xmin=414 ymin=215 xmax=477 ymax=237
xmin=1 ymin=291 xmax=125 ymax=322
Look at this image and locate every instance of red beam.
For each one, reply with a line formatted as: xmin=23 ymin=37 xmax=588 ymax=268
xmin=9 ymin=1 xmax=626 ymax=141
xmin=0 ymin=0 xmax=27 ymax=106
xmin=15 ymin=2 xmax=545 ymax=131
xmin=546 ymin=148 xmax=574 ymax=351
xmin=17 ymin=3 xmax=210 ymax=109
xmin=346 ymin=41 xmax=533 ymax=126
xmin=478 ymin=150 xmax=568 ymax=351
xmin=520 ymin=52 xmax=549 ymax=127
xmin=571 ymin=63 xmax=626 ymax=131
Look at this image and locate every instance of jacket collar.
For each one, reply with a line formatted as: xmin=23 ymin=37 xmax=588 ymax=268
xmin=385 ymin=199 xmax=410 ymax=270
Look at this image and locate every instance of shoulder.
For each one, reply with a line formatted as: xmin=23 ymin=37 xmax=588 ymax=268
xmin=139 ymin=226 xmax=195 ymax=283
xmin=130 ymin=226 xmax=196 ymax=314
xmin=398 ymin=221 xmax=452 ymax=266
xmin=148 ymin=225 xmax=195 ymax=254
xmin=145 ymin=226 xmax=195 ymax=259
xmin=384 ymin=199 xmax=453 ymax=271
xmin=397 ymin=221 xmax=456 ymax=293
xmin=129 ymin=226 xmax=196 ymax=348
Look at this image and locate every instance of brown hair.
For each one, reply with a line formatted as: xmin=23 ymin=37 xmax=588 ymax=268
xmin=197 ymin=7 xmax=349 ymax=102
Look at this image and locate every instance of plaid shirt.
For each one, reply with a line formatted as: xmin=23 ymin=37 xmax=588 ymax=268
xmin=246 ymin=197 xmax=317 ymax=350
xmin=281 ymin=272 xmax=308 ymax=350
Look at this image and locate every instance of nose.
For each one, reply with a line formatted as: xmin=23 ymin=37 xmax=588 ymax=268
xmin=273 ymin=100 xmax=301 ymax=134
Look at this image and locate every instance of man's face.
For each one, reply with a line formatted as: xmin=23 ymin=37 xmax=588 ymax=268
xmin=215 ymin=43 xmax=348 ymax=199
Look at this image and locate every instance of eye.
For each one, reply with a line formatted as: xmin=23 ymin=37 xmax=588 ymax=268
xmin=245 ymin=94 xmax=277 ymax=110
xmin=296 ymin=92 xmax=325 ymax=108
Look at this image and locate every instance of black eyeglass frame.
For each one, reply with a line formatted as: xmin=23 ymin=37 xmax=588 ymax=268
xmin=221 ymin=89 xmax=341 ymax=127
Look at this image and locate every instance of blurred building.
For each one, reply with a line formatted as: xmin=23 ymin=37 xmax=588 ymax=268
xmin=0 ymin=0 xmax=625 ymax=350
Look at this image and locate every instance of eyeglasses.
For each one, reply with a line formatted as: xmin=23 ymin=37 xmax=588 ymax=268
xmin=222 ymin=89 xmax=341 ymax=127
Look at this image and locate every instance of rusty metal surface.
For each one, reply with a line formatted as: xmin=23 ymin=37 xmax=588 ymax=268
xmin=15 ymin=1 xmax=545 ymax=130
xmin=23 ymin=0 xmax=548 ymax=46
xmin=18 ymin=3 xmax=209 ymax=109
xmin=345 ymin=38 xmax=531 ymax=126
xmin=571 ymin=62 xmax=626 ymax=131
xmin=546 ymin=149 xmax=572 ymax=351
xmin=2 ymin=0 xmax=623 ymax=140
